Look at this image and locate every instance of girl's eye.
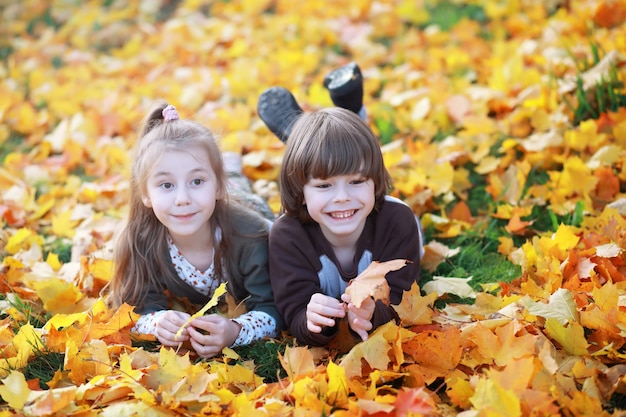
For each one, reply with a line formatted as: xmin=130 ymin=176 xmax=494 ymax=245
xmin=191 ymin=178 xmax=204 ymax=186
xmin=315 ymin=183 xmax=331 ymax=189
xmin=160 ymin=182 xmax=174 ymax=190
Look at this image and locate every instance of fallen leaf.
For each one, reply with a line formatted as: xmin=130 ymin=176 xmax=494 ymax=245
xmin=344 ymin=259 xmax=408 ymax=308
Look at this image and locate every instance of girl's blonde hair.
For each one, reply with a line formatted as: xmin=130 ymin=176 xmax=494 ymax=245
xmin=279 ymin=107 xmax=392 ymax=223
xmin=108 ymin=101 xmax=266 ymax=310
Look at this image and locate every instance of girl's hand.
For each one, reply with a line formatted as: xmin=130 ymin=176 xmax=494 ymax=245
xmin=306 ymin=293 xmax=346 ymax=334
xmin=186 ymin=315 xmax=242 ymax=358
xmin=156 ymin=310 xmax=192 ymax=346
xmin=341 ymin=294 xmax=374 ymax=341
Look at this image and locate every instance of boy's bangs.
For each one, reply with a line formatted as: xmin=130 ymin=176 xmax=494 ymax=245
xmin=308 ymin=133 xmax=374 ymax=179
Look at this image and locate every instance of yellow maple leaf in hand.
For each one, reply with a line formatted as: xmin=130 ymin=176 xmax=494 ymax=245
xmin=175 ymin=282 xmax=227 ymax=340
xmin=344 ymin=259 xmax=408 ymax=308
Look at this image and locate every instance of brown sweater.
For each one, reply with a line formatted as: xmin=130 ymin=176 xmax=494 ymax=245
xmin=269 ymin=197 xmax=421 ymax=346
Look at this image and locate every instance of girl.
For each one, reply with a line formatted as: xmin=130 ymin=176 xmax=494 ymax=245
xmin=269 ymin=107 xmax=422 ymax=347
xmin=108 ymin=101 xmax=283 ymax=358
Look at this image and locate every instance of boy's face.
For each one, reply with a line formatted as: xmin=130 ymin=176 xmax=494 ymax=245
xmin=303 ymin=173 xmax=375 ymax=245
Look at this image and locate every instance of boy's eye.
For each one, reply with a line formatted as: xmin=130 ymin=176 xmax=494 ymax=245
xmin=315 ymin=183 xmax=331 ymax=189
xmin=351 ymin=178 xmax=367 ymax=185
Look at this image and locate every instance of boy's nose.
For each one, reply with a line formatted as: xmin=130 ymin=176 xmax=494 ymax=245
xmin=332 ymin=184 xmax=350 ymax=202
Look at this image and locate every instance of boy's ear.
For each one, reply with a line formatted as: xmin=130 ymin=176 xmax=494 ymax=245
xmin=142 ymin=195 xmax=152 ymax=208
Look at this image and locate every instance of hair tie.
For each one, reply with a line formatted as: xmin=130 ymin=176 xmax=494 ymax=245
xmin=162 ymin=104 xmax=179 ymax=122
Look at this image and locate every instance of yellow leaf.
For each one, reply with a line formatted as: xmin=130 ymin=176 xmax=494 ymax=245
xmin=65 ymin=339 xmax=111 ymax=385
xmin=31 ymin=277 xmax=84 ymax=315
xmin=45 ymin=252 xmax=61 ymax=270
xmin=5 ymin=228 xmax=43 ymax=255
xmin=22 ymin=386 xmax=77 ymax=416
xmin=88 ymin=258 xmax=114 ymax=282
xmin=326 ymin=361 xmax=349 ymax=409
xmin=51 ymin=209 xmax=78 ymax=238
xmin=470 ymin=378 xmax=522 ymax=416
xmin=339 ymin=321 xmax=408 ymax=379
xmin=544 ymin=318 xmax=589 ymax=356
xmin=0 ymin=371 xmax=30 ymax=410
xmin=554 ymin=224 xmax=580 ymax=252
xmin=13 ymin=323 xmax=44 ymax=367
xmin=175 ymin=282 xmax=227 ymax=339
xmin=344 ymin=260 xmax=408 ymax=308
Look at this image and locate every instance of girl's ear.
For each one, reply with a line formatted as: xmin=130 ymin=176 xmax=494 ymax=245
xmin=217 ymin=183 xmax=226 ymax=200
xmin=142 ymin=194 xmax=152 ymax=208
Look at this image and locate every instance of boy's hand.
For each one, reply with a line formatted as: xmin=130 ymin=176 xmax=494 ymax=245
xmin=341 ymin=293 xmax=374 ymax=341
xmin=156 ymin=310 xmax=192 ymax=346
xmin=187 ymin=315 xmax=242 ymax=358
xmin=306 ymin=293 xmax=346 ymax=334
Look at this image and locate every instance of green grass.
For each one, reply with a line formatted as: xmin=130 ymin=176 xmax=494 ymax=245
xmin=424 ymin=0 xmax=487 ymax=31
xmin=43 ymin=237 xmax=73 ymax=264
xmin=0 ymin=133 xmax=29 ymax=164
xmin=22 ymin=348 xmax=65 ymax=389
xmin=562 ymin=42 xmax=626 ymax=126
xmin=231 ymin=338 xmax=293 ymax=383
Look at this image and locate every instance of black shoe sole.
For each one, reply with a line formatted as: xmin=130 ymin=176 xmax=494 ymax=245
xmin=257 ymin=87 xmax=303 ymax=143
xmin=323 ymin=62 xmax=363 ymax=114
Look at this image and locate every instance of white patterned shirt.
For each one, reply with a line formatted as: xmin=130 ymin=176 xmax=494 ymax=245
xmin=133 ymin=236 xmax=276 ymax=347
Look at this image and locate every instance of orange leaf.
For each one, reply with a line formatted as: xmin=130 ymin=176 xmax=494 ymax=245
xmin=344 ymin=259 xmax=408 ymax=308
xmin=504 ymin=213 xmax=533 ymax=235
xmin=393 ymin=282 xmax=437 ymax=326
xmin=279 ymin=346 xmax=316 ymax=380
xmin=594 ymin=0 xmax=626 ymax=27
xmin=403 ymin=326 xmax=462 ymax=384
xmin=394 ymin=387 xmax=437 ymax=416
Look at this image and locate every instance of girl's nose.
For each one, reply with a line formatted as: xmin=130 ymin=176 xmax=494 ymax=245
xmin=175 ymin=187 xmax=191 ymax=205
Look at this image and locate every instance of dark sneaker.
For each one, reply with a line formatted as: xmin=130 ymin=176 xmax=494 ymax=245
xmin=323 ymin=62 xmax=363 ymax=115
xmin=257 ymin=87 xmax=303 ymax=143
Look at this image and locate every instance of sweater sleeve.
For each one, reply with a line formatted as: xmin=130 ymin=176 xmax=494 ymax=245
xmin=269 ymin=216 xmax=337 ymax=347
xmin=228 ymin=215 xmax=284 ymax=334
xmin=372 ymin=200 xmax=422 ymax=305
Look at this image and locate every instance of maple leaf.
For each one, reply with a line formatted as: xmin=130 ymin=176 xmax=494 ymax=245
xmin=279 ymin=346 xmax=316 ymax=380
xmin=544 ymin=318 xmax=590 ymax=356
xmin=175 ymin=282 xmax=227 ymax=340
xmin=393 ymin=282 xmax=437 ymax=326
xmin=422 ymin=276 xmax=476 ymax=299
xmin=524 ymin=288 xmax=579 ymax=325
xmin=403 ymin=325 xmax=462 ymax=384
xmin=344 ymin=259 xmax=408 ymax=308
xmin=470 ymin=378 xmax=522 ymax=416
xmin=339 ymin=322 xmax=413 ymax=379
xmin=0 ymin=371 xmax=30 ymax=410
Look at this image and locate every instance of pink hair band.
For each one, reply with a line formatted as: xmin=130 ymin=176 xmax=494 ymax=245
xmin=162 ymin=105 xmax=179 ymax=121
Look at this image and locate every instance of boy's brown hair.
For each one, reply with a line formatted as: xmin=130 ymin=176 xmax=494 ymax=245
xmin=279 ymin=107 xmax=392 ymax=224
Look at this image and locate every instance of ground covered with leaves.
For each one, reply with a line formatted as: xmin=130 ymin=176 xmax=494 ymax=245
xmin=1 ymin=0 xmax=626 ymax=415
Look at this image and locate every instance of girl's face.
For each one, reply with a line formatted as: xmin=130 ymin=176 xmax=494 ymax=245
xmin=303 ymin=173 xmax=375 ymax=245
xmin=142 ymin=148 xmax=222 ymax=245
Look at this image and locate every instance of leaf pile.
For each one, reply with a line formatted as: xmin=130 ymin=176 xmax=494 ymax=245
xmin=2 ymin=0 xmax=626 ymax=415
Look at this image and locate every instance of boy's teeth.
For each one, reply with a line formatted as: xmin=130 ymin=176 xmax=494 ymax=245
xmin=331 ymin=210 xmax=354 ymax=219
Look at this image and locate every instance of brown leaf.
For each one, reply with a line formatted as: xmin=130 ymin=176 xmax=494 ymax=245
xmin=344 ymin=259 xmax=408 ymax=308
